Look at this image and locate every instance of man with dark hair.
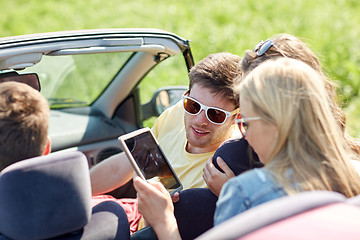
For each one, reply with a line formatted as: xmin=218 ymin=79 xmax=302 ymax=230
xmin=90 ymin=52 xmax=242 ymax=193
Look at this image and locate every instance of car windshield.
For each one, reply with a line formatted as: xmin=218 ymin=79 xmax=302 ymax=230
xmin=20 ymin=52 xmax=132 ymax=108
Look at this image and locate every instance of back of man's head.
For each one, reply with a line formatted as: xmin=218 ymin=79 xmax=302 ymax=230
xmin=0 ymin=81 xmax=49 ymax=171
xmin=188 ymin=52 xmax=242 ymax=108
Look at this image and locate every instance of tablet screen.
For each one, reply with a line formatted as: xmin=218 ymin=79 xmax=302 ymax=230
xmin=123 ymin=130 xmax=181 ymax=192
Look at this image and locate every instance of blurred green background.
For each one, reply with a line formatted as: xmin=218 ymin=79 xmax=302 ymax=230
xmin=1 ymin=0 xmax=359 ymax=138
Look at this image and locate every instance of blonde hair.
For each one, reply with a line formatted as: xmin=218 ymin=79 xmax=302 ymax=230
xmin=238 ymin=58 xmax=360 ymax=197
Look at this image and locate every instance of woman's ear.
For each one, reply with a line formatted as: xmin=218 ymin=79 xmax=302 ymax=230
xmin=42 ymin=136 xmax=52 ymax=155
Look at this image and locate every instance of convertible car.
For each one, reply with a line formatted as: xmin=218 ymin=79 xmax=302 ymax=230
xmin=1 ymin=29 xmax=360 ymax=240
xmin=0 ymin=28 xmax=192 ymax=198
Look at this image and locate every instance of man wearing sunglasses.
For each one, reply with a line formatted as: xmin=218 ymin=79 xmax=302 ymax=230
xmin=153 ymin=53 xmax=241 ymax=190
xmin=90 ymin=52 xmax=241 ymax=194
xmin=89 ymin=52 xmax=242 ymax=233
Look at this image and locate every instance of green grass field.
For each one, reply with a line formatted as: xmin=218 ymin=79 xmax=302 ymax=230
xmin=1 ymin=0 xmax=359 ymax=138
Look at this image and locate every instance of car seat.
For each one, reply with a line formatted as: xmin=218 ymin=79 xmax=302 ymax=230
xmin=196 ymin=191 xmax=350 ymax=240
xmin=0 ymin=151 xmax=130 ymax=240
xmin=347 ymin=193 xmax=360 ymax=206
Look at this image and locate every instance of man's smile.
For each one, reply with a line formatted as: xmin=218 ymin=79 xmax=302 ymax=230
xmin=192 ymin=127 xmax=210 ymax=136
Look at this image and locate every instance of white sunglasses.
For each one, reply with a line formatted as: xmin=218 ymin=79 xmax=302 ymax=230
xmin=182 ymin=95 xmax=239 ymax=125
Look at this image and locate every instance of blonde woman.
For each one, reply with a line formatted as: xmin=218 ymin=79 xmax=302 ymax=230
xmin=214 ymin=57 xmax=360 ymax=225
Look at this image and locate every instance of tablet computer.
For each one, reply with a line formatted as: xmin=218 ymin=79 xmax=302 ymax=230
xmin=118 ymin=127 xmax=183 ymax=196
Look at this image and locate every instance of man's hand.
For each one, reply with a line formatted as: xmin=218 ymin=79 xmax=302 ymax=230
xmin=203 ymin=156 xmax=235 ymax=196
xmin=133 ymin=177 xmax=181 ymax=240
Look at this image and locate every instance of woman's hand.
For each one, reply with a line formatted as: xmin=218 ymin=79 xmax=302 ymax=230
xmin=133 ymin=176 xmax=181 ymax=240
xmin=203 ymin=156 xmax=235 ymax=196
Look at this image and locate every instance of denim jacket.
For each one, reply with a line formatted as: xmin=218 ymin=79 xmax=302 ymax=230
xmin=214 ymin=168 xmax=287 ymax=226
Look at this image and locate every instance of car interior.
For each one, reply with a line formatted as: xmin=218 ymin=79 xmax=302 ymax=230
xmin=0 ymin=29 xmax=193 ymax=198
xmin=0 ymin=29 xmax=194 ymax=239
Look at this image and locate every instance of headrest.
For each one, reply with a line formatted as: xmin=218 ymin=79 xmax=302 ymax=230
xmin=0 ymin=151 xmax=92 ymax=240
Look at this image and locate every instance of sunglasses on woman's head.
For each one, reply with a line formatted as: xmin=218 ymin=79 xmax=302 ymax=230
xmin=182 ymin=95 xmax=239 ymax=125
xmin=254 ymin=39 xmax=287 ymax=57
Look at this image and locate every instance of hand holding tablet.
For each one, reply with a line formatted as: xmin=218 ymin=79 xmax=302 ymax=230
xmin=118 ymin=128 xmax=183 ymax=196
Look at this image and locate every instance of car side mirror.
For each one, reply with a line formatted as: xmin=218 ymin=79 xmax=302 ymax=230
xmin=142 ymin=86 xmax=188 ymax=121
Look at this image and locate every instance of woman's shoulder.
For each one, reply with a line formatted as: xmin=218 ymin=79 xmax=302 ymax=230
xmin=214 ymin=138 xmax=248 ymax=160
xmin=227 ymin=168 xmax=271 ymax=188
xmin=220 ymin=137 xmax=247 ymax=147
xmin=213 ymin=138 xmax=263 ymax=175
xmin=239 ymin=168 xmax=271 ymax=181
xmin=224 ymin=168 xmax=286 ymax=203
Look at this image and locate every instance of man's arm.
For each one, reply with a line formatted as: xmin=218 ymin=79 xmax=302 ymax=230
xmin=90 ymin=152 xmax=134 ymax=195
